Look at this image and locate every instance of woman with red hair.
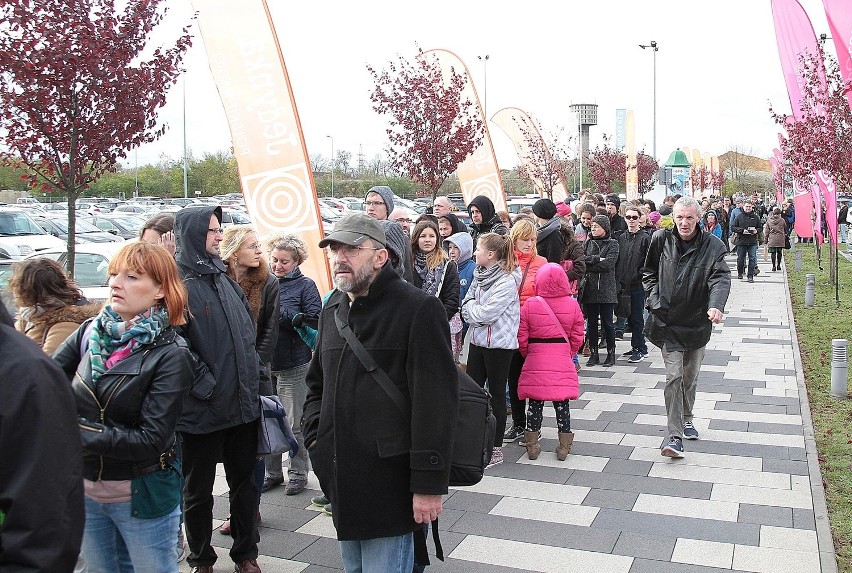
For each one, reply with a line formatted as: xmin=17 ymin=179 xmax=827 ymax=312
xmin=53 ymin=241 xmax=194 ymax=573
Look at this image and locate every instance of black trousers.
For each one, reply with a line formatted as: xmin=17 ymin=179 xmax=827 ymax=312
xmin=181 ymin=421 xmax=260 ymax=567
xmin=584 ymin=303 xmax=615 ymax=352
xmin=507 ymin=350 xmax=526 ymax=428
xmin=466 ymin=344 xmax=514 ymax=448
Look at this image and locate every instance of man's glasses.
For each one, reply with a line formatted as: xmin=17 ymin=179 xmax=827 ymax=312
xmin=363 ymin=201 xmax=385 ymax=207
xmin=392 ymin=218 xmax=412 ymax=224
xmin=208 ymin=228 xmax=224 ymax=235
xmin=624 ymin=215 xmax=640 ymax=220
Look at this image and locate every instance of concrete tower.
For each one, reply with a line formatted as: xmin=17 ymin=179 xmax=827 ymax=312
xmin=570 ymin=103 xmax=598 ymax=158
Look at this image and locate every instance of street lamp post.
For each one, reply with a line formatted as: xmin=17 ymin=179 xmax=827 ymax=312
xmin=639 ymin=41 xmax=658 ymax=160
xmin=326 ymin=135 xmax=334 ymax=198
xmin=477 ymin=54 xmax=489 ymax=119
xmin=182 ymin=70 xmax=188 ymax=199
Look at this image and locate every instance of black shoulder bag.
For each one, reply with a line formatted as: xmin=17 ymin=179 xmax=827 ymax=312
xmin=333 ymin=305 xmax=496 ymax=563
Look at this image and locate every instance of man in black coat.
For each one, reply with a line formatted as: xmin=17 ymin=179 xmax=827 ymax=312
xmin=174 ymin=205 xmax=265 ymax=573
xmin=303 ymin=213 xmax=458 ymax=572
xmin=468 ymin=194 xmax=508 ymax=247
xmin=532 ymin=198 xmax=564 ymax=263
xmin=605 ymin=194 xmax=628 ymax=235
xmin=643 ymin=197 xmax=731 ymax=459
xmin=731 ymin=200 xmax=762 ymax=282
xmin=0 ymin=301 xmax=84 ymax=572
xmin=615 ymin=204 xmax=651 ymax=363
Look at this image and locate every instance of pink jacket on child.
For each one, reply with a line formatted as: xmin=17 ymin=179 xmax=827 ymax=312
xmin=517 ymin=263 xmax=585 ymax=401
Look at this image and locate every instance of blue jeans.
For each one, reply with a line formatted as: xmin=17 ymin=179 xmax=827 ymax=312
xmin=736 ymin=243 xmax=757 ymax=278
xmin=340 ymin=532 xmax=414 ymax=573
xmin=81 ymin=497 xmax=180 ymax=573
xmin=629 ymin=286 xmax=648 ymax=354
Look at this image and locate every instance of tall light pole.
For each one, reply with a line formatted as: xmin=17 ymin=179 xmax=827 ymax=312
xmin=182 ymin=69 xmax=188 ymax=199
xmin=477 ymin=54 xmax=489 ymax=119
xmin=639 ymin=41 xmax=658 ymax=160
xmin=326 ymin=135 xmax=334 ymax=198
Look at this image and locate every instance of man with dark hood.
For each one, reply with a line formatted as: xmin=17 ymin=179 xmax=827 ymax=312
xmin=173 ymin=205 xmax=265 ymax=573
xmin=605 ymin=194 xmax=628 ymax=236
xmin=468 ymin=195 xmax=508 ymax=246
xmin=0 ymin=301 xmax=84 ymax=572
xmin=532 ymin=198 xmax=564 ymax=263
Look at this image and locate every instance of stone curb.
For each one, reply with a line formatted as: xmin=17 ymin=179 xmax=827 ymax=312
xmin=783 ymin=259 xmax=839 ymax=573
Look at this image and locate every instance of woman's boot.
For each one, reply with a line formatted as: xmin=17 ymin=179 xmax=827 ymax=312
xmin=586 ymin=348 xmax=599 ymax=366
xmin=524 ymin=431 xmax=542 ymax=460
xmin=602 ymin=348 xmax=616 ymax=367
xmin=556 ymin=432 xmax=574 ymax=461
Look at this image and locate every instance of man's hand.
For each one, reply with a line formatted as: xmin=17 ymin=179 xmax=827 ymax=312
xmin=707 ymin=308 xmax=723 ymax=324
xmin=412 ymin=493 xmax=442 ymax=524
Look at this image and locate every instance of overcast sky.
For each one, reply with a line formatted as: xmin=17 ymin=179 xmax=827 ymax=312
xmin=127 ymin=0 xmax=833 ymax=171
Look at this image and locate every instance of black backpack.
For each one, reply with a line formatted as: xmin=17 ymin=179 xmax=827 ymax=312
xmin=333 ymin=311 xmax=495 ymax=487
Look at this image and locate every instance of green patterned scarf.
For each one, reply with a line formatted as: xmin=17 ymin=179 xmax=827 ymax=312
xmin=88 ymin=305 xmax=169 ymax=384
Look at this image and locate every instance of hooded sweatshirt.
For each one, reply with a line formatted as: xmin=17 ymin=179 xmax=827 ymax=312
xmin=444 ymin=232 xmax=475 ymax=302
xmin=536 ymin=216 xmax=564 ymax=263
xmin=174 ymin=205 xmax=261 ymax=433
xmin=468 ymin=195 xmax=508 ymax=246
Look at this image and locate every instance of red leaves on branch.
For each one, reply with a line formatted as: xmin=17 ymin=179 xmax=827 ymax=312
xmin=588 ymin=136 xmax=658 ymax=198
xmin=636 ymin=152 xmax=660 ymax=197
xmin=367 ymin=48 xmax=484 ymax=199
xmin=770 ymin=46 xmax=852 ymax=194
xmin=0 ymin=0 xmax=191 ymax=275
xmin=515 ymin=119 xmax=571 ymax=201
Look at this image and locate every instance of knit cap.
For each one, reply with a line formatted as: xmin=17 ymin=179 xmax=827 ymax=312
xmin=591 ymin=214 xmax=611 ymax=235
xmin=532 ymin=198 xmax=557 ymax=220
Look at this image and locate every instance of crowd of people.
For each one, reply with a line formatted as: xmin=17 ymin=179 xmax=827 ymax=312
xmin=0 ymin=185 xmax=750 ymax=572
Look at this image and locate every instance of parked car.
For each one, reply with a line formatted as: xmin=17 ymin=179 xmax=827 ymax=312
xmin=32 ymin=215 xmax=124 ymax=243
xmin=113 ymin=203 xmax=151 ymax=215
xmin=221 ymin=207 xmax=252 ymax=226
xmin=0 ymin=207 xmax=66 ymax=257
xmin=39 ymin=202 xmax=70 ymax=213
xmin=0 ymin=257 xmax=16 ymax=314
xmin=23 ymin=242 xmax=126 ymax=303
xmin=83 ymin=214 xmax=147 ymax=241
xmin=506 ymin=197 xmax=540 ymax=214
xmin=318 ymin=197 xmax=349 ymax=212
xmin=338 ymin=197 xmax=365 ymax=211
xmin=446 ymin=193 xmax=467 ymax=212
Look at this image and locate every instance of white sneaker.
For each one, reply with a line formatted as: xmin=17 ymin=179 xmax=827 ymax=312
xmin=486 ymin=447 xmax=503 ymax=469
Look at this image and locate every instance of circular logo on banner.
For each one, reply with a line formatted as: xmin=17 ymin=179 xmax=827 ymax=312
xmin=241 ymin=165 xmax=318 ymax=232
xmin=462 ymin=173 xmax=504 ymax=210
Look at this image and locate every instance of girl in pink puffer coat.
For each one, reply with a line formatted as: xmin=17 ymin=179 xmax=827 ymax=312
xmin=517 ymin=263 xmax=585 ymax=461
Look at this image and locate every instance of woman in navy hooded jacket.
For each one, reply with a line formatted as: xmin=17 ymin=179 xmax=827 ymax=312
xmin=444 ymin=231 xmax=476 ymax=361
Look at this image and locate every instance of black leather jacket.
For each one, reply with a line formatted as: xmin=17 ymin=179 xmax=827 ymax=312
xmin=642 ymin=228 xmax=731 ymax=351
xmin=53 ymin=320 xmax=193 ymax=481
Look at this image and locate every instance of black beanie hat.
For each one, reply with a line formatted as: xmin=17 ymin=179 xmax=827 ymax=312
xmin=591 ymin=214 xmax=611 ymax=236
xmin=532 ymin=198 xmax=557 ymax=220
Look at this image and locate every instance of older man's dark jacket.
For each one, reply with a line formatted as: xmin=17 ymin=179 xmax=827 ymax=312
xmin=643 ymin=227 xmax=731 ymax=352
xmin=0 ymin=302 xmax=83 ymax=572
xmin=303 ymin=263 xmax=458 ymax=541
xmin=174 ymin=206 xmax=261 ymax=433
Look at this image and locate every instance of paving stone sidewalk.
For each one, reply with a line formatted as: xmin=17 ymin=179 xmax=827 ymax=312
xmin=184 ymin=252 xmax=837 ymax=572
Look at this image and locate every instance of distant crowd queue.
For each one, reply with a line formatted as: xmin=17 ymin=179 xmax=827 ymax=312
xmin=17 ymin=185 xmax=823 ymax=572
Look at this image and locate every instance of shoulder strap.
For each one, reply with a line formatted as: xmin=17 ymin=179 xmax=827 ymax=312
xmin=333 ymin=304 xmax=410 ymax=416
xmin=532 ymin=296 xmax=570 ymax=342
xmin=518 ymin=260 xmax=532 ymax=294
xmin=435 ymin=261 xmax=449 ymax=298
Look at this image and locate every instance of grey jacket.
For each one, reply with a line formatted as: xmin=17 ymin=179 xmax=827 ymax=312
xmin=174 ymin=206 xmax=261 ymax=434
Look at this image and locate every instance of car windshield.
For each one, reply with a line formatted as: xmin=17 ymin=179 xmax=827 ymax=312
xmin=228 ymin=210 xmax=251 ymax=224
xmin=0 ymin=212 xmax=47 ymax=236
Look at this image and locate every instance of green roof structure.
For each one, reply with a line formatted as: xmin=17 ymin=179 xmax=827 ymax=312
xmin=665 ymin=149 xmax=691 ymax=167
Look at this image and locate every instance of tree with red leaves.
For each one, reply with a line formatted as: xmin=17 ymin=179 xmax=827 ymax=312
xmin=587 ymin=135 xmax=627 ymax=196
xmin=636 ymin=153 xmax=659 ymax=198
xmin=0 ymin=0 xmax=191 ymax=276
xmin=690 ymin=165 xmax=710 ymax=197
xmin=367 ymin=48 xmax=484 ymax=200
xmin=770 ymin=47 xmax=852 ymax=194
xmin=515 ymin=120 xmax=572 ymax=201
xmin=710 ymin=169 xmax=727 ymax=194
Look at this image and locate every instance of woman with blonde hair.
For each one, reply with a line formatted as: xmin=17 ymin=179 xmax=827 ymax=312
xmin=262 ymin=233 xmax=321 ymax=496
xmin=53 ymin=242 xmax=194 ymax=573
xmin=218 ymin=224 xmax=278 ymax=535
xmin=503 ymin=218 xmax=547 ymax=444
xmin=10 ymin=257 xmax=101 ymax=354
xmin=461 ymin=232 xmax=520 ymax=468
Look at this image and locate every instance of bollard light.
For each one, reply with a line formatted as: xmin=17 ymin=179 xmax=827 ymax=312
xmin=805 ymin=273 xmax=815 ymax=307
xmin=795 ymin=249 xmax=803 ymax=271
xmin=831 ymin=339 xmax=848 ymax=399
